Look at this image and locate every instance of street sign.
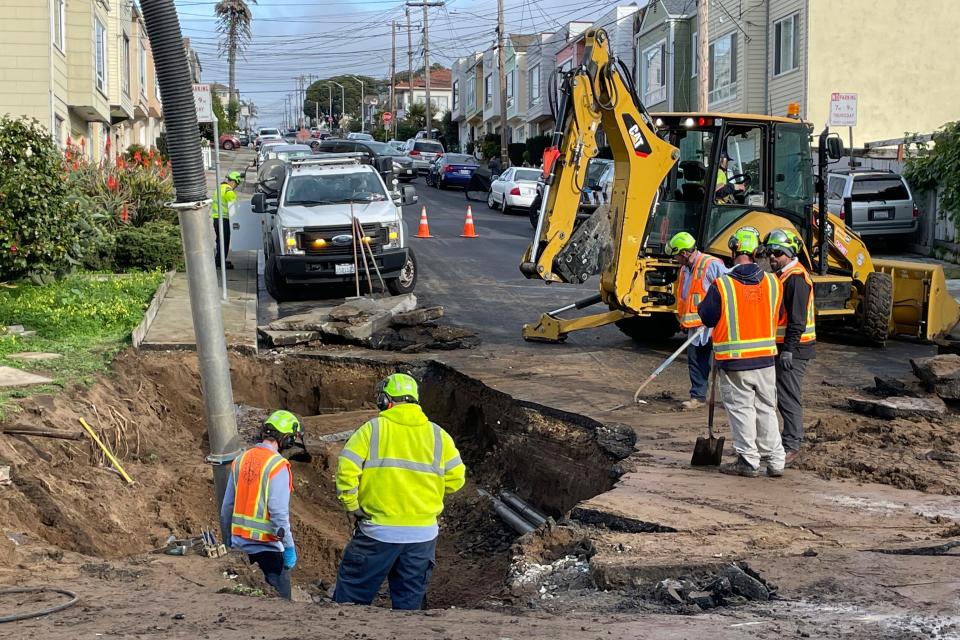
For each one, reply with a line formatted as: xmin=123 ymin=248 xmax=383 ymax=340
xmin=193 ymin=84 xmax=213 ymax=123
xmin=382 ymin=111 xmax=393 ymax=124
xmin=240 ymin=105 xmax=249 ymax=117
xmin=829 ymin=92 xmax=858 ymax=127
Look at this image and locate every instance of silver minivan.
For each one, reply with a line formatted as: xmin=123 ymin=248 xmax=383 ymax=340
xmin=403 ymin=139 xmax=445 ymax=173
xmin=826 ymin=170 xmax=919 ymax=240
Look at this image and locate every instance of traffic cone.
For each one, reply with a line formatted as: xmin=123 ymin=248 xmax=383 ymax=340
xmin=414 ymin=205 xmax=433 ymax=238
xmin=460 ymin=205 xmax=479 ymax=238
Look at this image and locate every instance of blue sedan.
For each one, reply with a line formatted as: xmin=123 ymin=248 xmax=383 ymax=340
xmin=428 ymin=153 xmax=479 ymax=189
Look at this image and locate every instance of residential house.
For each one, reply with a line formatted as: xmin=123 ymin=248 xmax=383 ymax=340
xmin=132 ymin=5 xmax=162 ymax=149
xmin=107 ymin=0 xmax=135 ymax=150
xmin=521 ymin=31 xmax=557 ymax=139
xmin=211 ymin=83 xmax=240 ymax=111
xmin=634 ymin=0 xmax=697 ymax=112
xmin=504 ymin=34 xmax=538 ymax=143
xmin=451 ymin=53 xmax=483 ymax=152
xmin=481 ymin=46 xmax=502 ymax=136
xmin=394 ymin=68 xmax=453 ymax=122
xmin=183 ymin=37 xmax=203 ymax=84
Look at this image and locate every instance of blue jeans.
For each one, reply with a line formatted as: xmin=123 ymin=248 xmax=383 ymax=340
xmin=688 ymin=341 xmax=713 ymax=401
xmin=333 ymin=531 xmax=437 ymax=610
xmin=248 ymin=550 xmax=292 ymax=600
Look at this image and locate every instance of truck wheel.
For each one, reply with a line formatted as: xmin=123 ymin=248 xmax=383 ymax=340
xmin=264 ymin=253 xmax=293 ymax=302
xmin=387 ymin=248 xmax=418 ymax=295
xmin=615 ymin=314 xmax=680 ymax=343
xmin=860 ymin=271 xmax=893 ymax=345
xmin=528 ymin=193 xmax=542 ymax=228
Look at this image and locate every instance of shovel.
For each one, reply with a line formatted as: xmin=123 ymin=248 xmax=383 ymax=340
xmin=632 ymin=327 xmax=704 ymax=404
xmin=691 ymin=366 xmax=725 ymax=466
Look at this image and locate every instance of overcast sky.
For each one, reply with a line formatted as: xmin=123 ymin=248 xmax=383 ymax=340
xmin=174 ymin=0 xmax=640 ymax=126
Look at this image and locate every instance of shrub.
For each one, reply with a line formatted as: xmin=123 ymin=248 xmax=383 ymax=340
xmin=525 ymin=135 xmax=551 ymax=167
xmin=114 ymin=221 xmax=183 ymax=271
xmin=508 ymin=143 xmax=526 ymax=167
xmin=481 ymin=133 xmax=500 ymax=161
xmin=0 ymin=116 xmax=89 ymax=279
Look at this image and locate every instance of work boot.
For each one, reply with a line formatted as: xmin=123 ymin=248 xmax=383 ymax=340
xmin=719 ymin=455 xmax=760 ymax=478
xmin=680 ymin=398 xmax=705 ymax=411
xmin=784 ymin=450 xmax=800 ymax=468
xmin=766 ymin=465 xmax=784 ymax=478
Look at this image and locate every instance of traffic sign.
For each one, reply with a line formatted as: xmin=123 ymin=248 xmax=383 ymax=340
xmin=829 ymin=92 xmax=857 ymax=127
xmin=193 ymin=84 xmax=213 ymax=123
xmin=382 ymin=111 xmax=393 ymax=124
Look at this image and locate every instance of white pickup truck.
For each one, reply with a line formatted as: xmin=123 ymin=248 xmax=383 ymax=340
xmin=251 ymin=155 xmax=419 ymax=301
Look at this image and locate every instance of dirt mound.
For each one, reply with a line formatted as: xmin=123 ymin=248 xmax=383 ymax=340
xmin=0 ymin=350 xmax=630 ymax=606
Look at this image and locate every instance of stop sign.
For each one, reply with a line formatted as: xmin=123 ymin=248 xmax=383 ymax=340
xmin=382 ymin=111 xmax=393 ymax=124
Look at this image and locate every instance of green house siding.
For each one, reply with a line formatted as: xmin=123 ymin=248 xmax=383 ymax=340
xmin=636 ymin=16 xmax=697 ymax=112
xmin=636 ymin=23 xmax=670 ymax=112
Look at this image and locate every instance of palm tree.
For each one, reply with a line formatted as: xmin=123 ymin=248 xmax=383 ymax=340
xmin=214 ymin=0 xmax=257 ymax=128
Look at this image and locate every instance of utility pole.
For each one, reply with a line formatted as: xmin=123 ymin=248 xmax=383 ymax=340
xmin=407 ymin=1 xmax=443 ymax=139
xmin=406 ymin=7 xmax=413 ymax=122
xmin=697 ymin=0 xmax=709 ymax=110
xmin=390 ymin=19 xmax=397 ymax=139
xmin=497 ymin=0 xmax=508 ymax=166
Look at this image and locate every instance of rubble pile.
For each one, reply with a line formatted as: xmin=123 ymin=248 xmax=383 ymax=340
xmin=651 ymin=563 xmax=777 ymax=610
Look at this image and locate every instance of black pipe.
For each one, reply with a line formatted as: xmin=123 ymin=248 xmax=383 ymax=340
xmin=141 ymin=0 xmax=206 ymax=202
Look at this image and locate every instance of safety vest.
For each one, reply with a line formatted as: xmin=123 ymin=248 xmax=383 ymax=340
xmin=212 ymin=182 xmax=235 ymax=219
xmin=676 ymin=252 xmax=723 ymax=329
xmin=711 ymin=271 xmax=783 ymax=361
xmin=230 ymin=446 xmax=292 ymax=542
xmin=776 ymin=262 xmax=817 ymax=344
xmin=336 ymin=404 xmax=465 ymax=528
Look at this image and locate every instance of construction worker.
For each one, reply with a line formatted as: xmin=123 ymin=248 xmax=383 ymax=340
xmin=715 ymin=152 xmax=745 ymax=203
xmin=213 ymin=170 xmax=242 ymax=269
xmin=764 ymin=229 xmax=816 ymax=467
xmin=698 ymin=227 xmax=785 ymax=478
xmin=333 ymin=373 xmax=466 ymax=610
xmin=667 ymin=231 xmax=726 ymax=410
xmin=219 ymin=410 xmax=303 ymax=600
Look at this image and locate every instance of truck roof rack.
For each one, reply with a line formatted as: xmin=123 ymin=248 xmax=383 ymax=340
xmin=288 ymin=153 xmax=365 ymax=167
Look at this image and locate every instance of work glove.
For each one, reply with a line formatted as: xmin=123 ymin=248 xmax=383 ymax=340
xmin=347 ymin=508 xmax=370 ymax=529
xmin=282 ymin=546 xmax=297 ymax=570
xmin=780 ymin=350 xmax=794 ymax=371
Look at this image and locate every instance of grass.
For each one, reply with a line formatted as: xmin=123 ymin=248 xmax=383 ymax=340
xmin=0 ymin=271 xmax=166 ymax=418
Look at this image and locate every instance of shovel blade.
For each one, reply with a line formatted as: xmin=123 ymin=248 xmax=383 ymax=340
xmin=691 ymin=434 xmax=725 ymax=466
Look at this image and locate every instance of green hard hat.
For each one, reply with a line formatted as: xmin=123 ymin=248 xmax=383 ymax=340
xmin=728 ymin=226 xmax=761 ymax=256
xmin=379 ymin=372 xmax=419 ymax=403
xmin=227 ymin=171 xmax=243 ymax=182
xmin=263 ymin=409 xmax=301 ymax=436
xmin=763 ymin=228 xmax=800 ymax=258
xmin=666 ymin=231 xmax=697 ymax=255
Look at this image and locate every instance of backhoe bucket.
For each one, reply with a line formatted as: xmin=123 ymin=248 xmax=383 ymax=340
xmin=873 ymin=259 xmax=960 ymax=340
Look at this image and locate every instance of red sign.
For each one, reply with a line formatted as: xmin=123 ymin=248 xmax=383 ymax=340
xmin=382 ymin=111 xmax=393 ymax=124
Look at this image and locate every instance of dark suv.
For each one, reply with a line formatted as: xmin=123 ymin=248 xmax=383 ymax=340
xmin=826 ymin=170 xmax=919 ymax=240
xmin=314 ymin=139 xmax=417 ymax=182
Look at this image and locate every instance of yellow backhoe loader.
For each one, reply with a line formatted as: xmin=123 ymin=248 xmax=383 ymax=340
xmin=520 ymin=28 xmax=958 ymax=345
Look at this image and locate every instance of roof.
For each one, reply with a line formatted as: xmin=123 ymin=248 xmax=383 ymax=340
xmin=659 ymin=0 xmax=696 ymax=17
xmin=509 ymin=34 xmax=539 ymax=49
xmin=395 ymin=68 xmax=452 ymax=90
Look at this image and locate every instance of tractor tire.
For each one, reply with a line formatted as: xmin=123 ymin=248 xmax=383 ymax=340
xmin=615 ymin=314 xmax=680 ymax=343
xmin=860 ymin=271 xmax=893 ymax=346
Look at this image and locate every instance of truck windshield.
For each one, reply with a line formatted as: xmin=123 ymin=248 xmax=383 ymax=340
xmin=284 ymin=171 xmax=388 ymax=206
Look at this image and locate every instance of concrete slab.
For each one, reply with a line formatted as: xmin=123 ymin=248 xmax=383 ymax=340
xmin=8 ymin=352 xmax=63 ymax=362
xmin=0 ymin=366 xmax=52 ymax=388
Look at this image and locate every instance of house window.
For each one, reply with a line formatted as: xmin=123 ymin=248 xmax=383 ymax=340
xmin=691 ymin=31 xmax=698 ymax=77
xmin=452 ymin=80 xmax=459 ymax=110
xmin=506 ymin=69 xmax=514 ymax=100
xmin=774 ymin=13 xmax=800 ymax=75
xmin=641 ymin=41 xmax=666 ymax=104
xmin=484 ymin=74 xmax=492 ymax=105
xmin=430 ymin=96 xmax=448 ymax=112
xmin=52 ymin=0 xmax=65 ymax=52
xmin=466 ymin=75 xmax=475 ymax=111
xmin=54 ymin=116 xmax=64 ymax=147
xmin=122 ymin=36 xmax=131 ymax=97
xmin=95 ymin=18 xmax=107 ymax=94
xmin=528 ymin=64 xmax=541 ymax=106
xmin=708 ymin=33 xmax=737 ymax=104
xmin=139 ymin=39 xmax=147 ymax=97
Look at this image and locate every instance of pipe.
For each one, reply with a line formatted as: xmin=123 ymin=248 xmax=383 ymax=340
xmin=500 ymin=490 xmax=547 ymax=527
xmin=492 ymin=497 xmax=536 ymax=535
xmin=140 ymin=0 xmax=242 ymax=539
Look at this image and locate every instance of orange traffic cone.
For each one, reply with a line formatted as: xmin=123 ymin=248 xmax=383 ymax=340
xmin=460 ymin=205 xmax=479 ymax=238
xmin=414 ymin=205 xmax=433 ymax=238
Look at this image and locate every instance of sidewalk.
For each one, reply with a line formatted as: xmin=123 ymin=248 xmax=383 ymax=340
xmin=139 ymin=150 xmax=259 ymax=354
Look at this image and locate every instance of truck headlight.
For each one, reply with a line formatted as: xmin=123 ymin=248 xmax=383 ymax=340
xmin=280 ymin=227 xmax=304 ymax=255
xmin=385 ymin=223 xmax=401 ymax=249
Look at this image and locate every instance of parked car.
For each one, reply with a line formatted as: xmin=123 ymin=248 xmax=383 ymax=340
xmin=387 ymin=139 xmax=406 ymax=152
xmin=403 ymin=139 xmax=444 ymax=173
xmin=218 ymin=133 xmax=241 ymax=151
xmin=314 ymin=139 xmax=417 ymax=182
xmin=262 ymin=143 xmax=314 ymax=163
xmin=250 ymin=154 xmax=419 ymax=301
xmin=346 ymin=132 xmax=375 ymax=141
xmin=426 ymin=153 xmax=479 ymax=189
xmin=527 ymin=157 xmax=613 ymax=227
xmin=488 ymin=167 xmax=541 ymax=212
xmin=255 ymin=127 xmax=282 ymax=149
xmin=826 ymin=170 xmax=919 ymax=241
xmin=256 ymin=140 xmax=287 ymax=166
xmin=237 ymin=132 xmax=251 ymax=147
xmin=414 ymin=129 xmax=441 ymax=139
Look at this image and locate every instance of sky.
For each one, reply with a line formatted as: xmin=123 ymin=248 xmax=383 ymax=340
xmin=174 ymin=0 xmax=640 ymax=126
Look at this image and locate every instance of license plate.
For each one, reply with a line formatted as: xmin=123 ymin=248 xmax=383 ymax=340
xmin=406 ymin=169 xmax=414 ymax=175
xmin=335 ymin=263 xmax=356 ymax=275
xmin=459 ymin=169 xmax=471 ymax=175
xmin=871 ymin=208 xmax=892 ymax=220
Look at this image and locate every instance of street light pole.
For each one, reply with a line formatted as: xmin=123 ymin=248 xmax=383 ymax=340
xmin=347 ymin=76 xmax=365 ymax=132
xmin=327 ymin=84 xmax=333 ymax=127
xmin=331 ymin=81 xmax=345 ymax=122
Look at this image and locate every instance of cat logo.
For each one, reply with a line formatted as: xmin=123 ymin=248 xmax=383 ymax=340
xmin=621 ymin=113 xmax=652 ymax=158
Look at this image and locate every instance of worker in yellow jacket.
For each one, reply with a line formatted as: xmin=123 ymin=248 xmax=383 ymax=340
xmin=334 ymin=373 xmax=466 ymax=609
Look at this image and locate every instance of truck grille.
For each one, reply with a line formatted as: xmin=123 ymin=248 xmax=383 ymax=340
xmin=300 ymin=225 xmax=387 ymax=256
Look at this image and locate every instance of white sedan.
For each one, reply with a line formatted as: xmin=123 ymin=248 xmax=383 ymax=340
xmin=488 ymin=167 xmax=542 ymax=213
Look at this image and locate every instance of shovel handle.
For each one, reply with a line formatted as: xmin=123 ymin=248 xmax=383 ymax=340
xmin=632 ymin=327 xmax=704 ymax=404
xmin=707 ymin=365 xmax=718 ymax=437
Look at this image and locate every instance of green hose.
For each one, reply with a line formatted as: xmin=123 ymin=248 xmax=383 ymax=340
xmin=0 ymin=587 xmax=78 ymax=623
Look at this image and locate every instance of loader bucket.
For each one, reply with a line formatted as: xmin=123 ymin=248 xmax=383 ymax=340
xmin=873 ymin=259 xmax=960 ymax=340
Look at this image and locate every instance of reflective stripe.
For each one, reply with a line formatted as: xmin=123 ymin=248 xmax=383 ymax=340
xmin=365 ymin=457 xmax=443 ymax=475
xmin=337 ymin=487 xmax=359 ymax=496
xmin=369 ymin=418 xmax=380 ymax=460
xmin=361 ymin=417 xmax=444 ymax=477
xmin=444 ymin=455 xmax=463 ymax=472
xmin=256 ymin=455 xmax=286 ymax=521
xmin=339 ymin=449 xmax=365 ymax=467
xmin=432 ymin=423 xmax=442 ymax=470
xmin=714 ymin=338 xmax=777 ymax=353
xmin=232 ymin=514 xmax=273 ymax=530
xmin=718 ymin=276 xmax=740 ymax=342
xmin=230 ymin=447 xmax=288 ymax=543
xmin=775 ymin=264 xmax=816 ymax=344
